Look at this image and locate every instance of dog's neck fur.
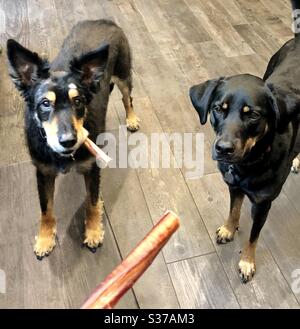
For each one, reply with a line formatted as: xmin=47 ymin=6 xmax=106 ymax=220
xmin=221 ymin=118 xmax=299 ymax=188
xmin=219 ymin=130 xmax=275 ymax=186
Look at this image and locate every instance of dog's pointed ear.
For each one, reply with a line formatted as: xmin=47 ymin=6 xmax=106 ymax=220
xmin=70 ymin=43 xmax=109 ymax=91
xmin=189 ymin=78 xmax=223 ymax=124
xmin=266 ymin=83 xmax=300 ymax=132
xmin=6 ymin=39 xmax=49 ymax=92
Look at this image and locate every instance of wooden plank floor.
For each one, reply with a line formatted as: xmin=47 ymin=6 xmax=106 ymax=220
xmin=0 ymin=0 xmax=300 ymax=308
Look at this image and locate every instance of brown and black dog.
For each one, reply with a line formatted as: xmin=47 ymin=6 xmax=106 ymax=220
xmin=7 ymin=19 xmax=140 ymax=259
xmin=190 ymin=4 xmax=300 ymax=282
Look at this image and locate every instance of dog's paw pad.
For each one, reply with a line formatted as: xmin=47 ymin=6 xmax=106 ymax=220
xmin=126 ymin=116 xmax=140 ymax=132
xmin=34 ymin=235 xmax=56 ymax=260
xmin=216 ymin=225 xmax=236 ymax=244
xmin=238 ymin=259 xmax=256 ymax=283
xmin=291 ymin=158 xmax=299 ymax=174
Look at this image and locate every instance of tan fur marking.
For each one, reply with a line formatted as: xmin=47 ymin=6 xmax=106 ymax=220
xmin=68 ymin=88 xmax=79 ymax=99
xmin=46 ymin=91 xmax=56 ymax=103
xmin=73 ymin=117 xmax=84 ymax=131
xmin=34 ymin=206 xmax=56 ymax=257
xmin=244 ymin=123 xmax=268 ymax=154
xmin=222 ymin=102 xmax=228 ymax=110
xmin=71 ymin=117 xmax=89 ymax=152
xmin=111 ymin=76 xmax=140 ymax=131
xmin=292 ymin=157 xmax=300 ymax=173
xmin=84 ymin=200 xmax=105 ymax=248
xmin=216 ymin=194 xmax=244 ymax=243
xmin=244 ymin=137 xmax=257 ymax=152
xmin=52 ymin=71 xmax=68 ymax=78
xmin=243 ymin=106 xmax=250 ymax=113
xmin=239 ymin=241 xmax=257 ymax=282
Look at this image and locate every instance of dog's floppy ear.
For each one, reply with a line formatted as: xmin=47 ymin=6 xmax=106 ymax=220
xmin=70 ymin=43 xmax=109 ymax=92
xmin=6 ymin=39 xmax=49 ymax=92
xmin=189 ymin=78 xmax=223 ymax=124
xmin=266 ymin=83 xmax=300 ymax=132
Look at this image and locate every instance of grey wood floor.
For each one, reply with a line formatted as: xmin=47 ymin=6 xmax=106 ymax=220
xmin=0 ymin=0 xmax=300 ymax=308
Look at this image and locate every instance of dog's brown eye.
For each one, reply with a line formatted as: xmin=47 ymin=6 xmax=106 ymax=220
xmin=42 ymin=99 xmax=51 ymax=107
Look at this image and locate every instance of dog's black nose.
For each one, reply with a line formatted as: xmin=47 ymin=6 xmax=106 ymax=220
xmin=59 ymin=133 xmax=77 ymax=148
xmin=215 ymin=140 xmax=235 ymax=155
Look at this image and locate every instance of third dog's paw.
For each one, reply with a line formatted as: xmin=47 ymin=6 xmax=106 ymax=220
xmin=83 ymin=227 xmax=105 ymax=253
xmin=291 ymin=158 xmax=299 ymax=174
xmin=126 ymin=115 xmax=140 ymax=132
xmin=216 ymin=225 xmax=237 ymax=244
xmin=34 ymin=233 xmax=56 ymax=260
xmin=238 ymin=257 xmax=256 ymax=283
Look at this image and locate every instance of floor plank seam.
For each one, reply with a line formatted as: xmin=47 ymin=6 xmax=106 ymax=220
xmin=165 ymin=250 xmax=216 ymax=265
xmin=103 ymin=204 xmax=141 ymax=309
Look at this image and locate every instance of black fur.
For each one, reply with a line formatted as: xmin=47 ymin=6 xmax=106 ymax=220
xmin=189 ymin=4 xmax=300 ymax=281
xmin=7 ymin=19 xmax=133 ymax=257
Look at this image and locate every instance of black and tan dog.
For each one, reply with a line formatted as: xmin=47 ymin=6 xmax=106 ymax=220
xmin=7 ymin=19 xmax=139 ymax=260
xmin=190 ymin=15 xmax=300 ymax=282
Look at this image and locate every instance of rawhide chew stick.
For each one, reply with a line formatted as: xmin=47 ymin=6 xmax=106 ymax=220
xmin=84 ymin=137 xmax=112 ymax=167
xmin=81 ymin=210 xmax=180 ymax=309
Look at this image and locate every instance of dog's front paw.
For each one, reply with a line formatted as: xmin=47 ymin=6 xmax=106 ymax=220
xmin=238 ymin=256 xmax=256 ymax=283
xmin=34 ymin=232 xmax=56 ymax=260
xmin=126 ymin=115 xmax=140 ymax=132
xmin=83 ymin=225 xmax=105 ymax=253
xmin=216 ymin=224 xmax=237 ymax=244
xmin=291 ymin=158 xmax=299 ymax=174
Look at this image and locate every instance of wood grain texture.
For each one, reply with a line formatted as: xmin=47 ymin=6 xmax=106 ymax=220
xmin=82 ymin=211 xmax=179 ymax=309
xmin=112 ymin=97 xmax=214 ymax=263
xmin=168 ymin=253 xmax=240 ymax=309
xmin=0 ymin=162 xmax=137 ymax=309
xmin=102 ymin=128 xmax=180 ymax=309
xmin=187 ymin=173 xmax=299 ymax=308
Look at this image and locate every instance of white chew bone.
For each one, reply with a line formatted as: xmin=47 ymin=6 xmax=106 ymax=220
xmin=81 ymin=128 xmax=112 ymax=167
xmin=84 ymin=138 xmax=112 ymax=167
xmin=82 ymin=127 xmax=89 ymax=141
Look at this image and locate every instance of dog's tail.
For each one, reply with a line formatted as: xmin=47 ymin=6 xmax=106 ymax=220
xmin=291 ymin=0 xmax=300 ymax=37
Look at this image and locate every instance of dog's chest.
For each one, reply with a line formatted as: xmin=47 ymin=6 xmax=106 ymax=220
xmin=60 ymin=158 xmax=95 ymax=174
xmin=35 ymin=157 xmax=95 ymax=176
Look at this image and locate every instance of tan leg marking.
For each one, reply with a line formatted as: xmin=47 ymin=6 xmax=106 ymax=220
xmin=112 ymin=76 xmax=140 ymax=131
xmin=239 ymin=241 xmax=257 ymax=283
xmin=124 ymin=96 xmax=140 ymax=132
xmin=216 ymin=193 xmax=244 ymax=244
xmin=291 ymin=157 xmax=299 ymax=173
xmin=84 ymin=200 xmax=105 ymax=250
xmin=34 ymin=206 xmax=56 ymax=259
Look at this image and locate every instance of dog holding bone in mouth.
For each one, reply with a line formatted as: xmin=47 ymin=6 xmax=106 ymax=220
xmin=7 ymin=19 xmax=140 ymax=259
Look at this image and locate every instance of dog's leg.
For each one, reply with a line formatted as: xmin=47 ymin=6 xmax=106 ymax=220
xmin=216 ymin=187 xmax=244 ymax=244
xmin=112 ymin=76 xmax=140 ymax=132
xmin=291 ymin=157 xmax=299 ymax=173
xmin=239 ymin=201 xmax=271 ymax=283
xmin=34 ymin=170 xmax=56 ymax=260
xmin=83 ymin=163 xmax=104 ymax=252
